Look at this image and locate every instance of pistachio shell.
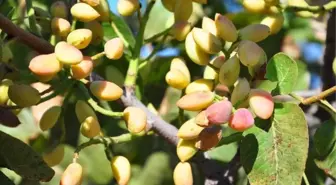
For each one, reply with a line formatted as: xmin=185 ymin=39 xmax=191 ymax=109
xmin=185 ymin=79 xmax=214 ymax=94
xmin=55 ymin=41 xmax=83 ymax=65
xmin=215 ymin=13 xmax=238 ymax=42
xmin=80 ymin=116 xmax=101 ymax=138
xmin=123 ymin=106 xmax=147 ymax=134
xmin=177 ymin=91 xmax=215 ymax=111
xmin=90 ymin=81 xmax=123 ymax=101
xmin=185 ymin=32 xmax=209 ymax=66
xmin=111 ymin=156 xmax=131 ymax=185
xmin=67 ymin=29 xmax=92 ymax=49
xmin=249 ymin=89 xmax=274 ymax=119
xmin=177 ymin=118 xmax=205 ymax=140
xmin=71 ymin=56 xmax=94 ymax=79
xmin=117 ymin=0 xmax=140 ymax=16
xmin=229 ymin=108 xmax=255 ymax=131
xmin=60 ymin=163 xmax=83 ymax=185
xmin=174 ymin=0 xmax=193 ymax=22
xmin=29 ymin=53 xmax=62 ymax=82
xmin=176 ymin=139 xmax=198 ymax=162
xmin=165 ymin=69 xmax=190 ymax=90
xmin=192 ymin=28 xmax=222 ymax=54
xmin=51 ymin=17 xmax=71 ymax=37
xmin=71 ymin=3 xmax=100 ymax=22
xmin=239 ymin=24 xmax=270 ymax=42
xmin=173 ymin=162 xmax=193 ymax=185
xmin=104 ymin=38 xmax=124 ymax=60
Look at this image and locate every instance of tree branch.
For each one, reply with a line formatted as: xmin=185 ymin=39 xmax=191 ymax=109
xmin=0 ymin=14 xmax=53 ymax=54
xmin=0 ymin=12 xmax=239 ymax=185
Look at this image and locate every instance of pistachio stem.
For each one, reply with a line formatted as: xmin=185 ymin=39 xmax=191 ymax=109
xmin=91 ymin=51 xmax=105 ymax=61
xmin=74 ymin=133 xmax=133 ymax=154
xmin=77 ymin=82 xmax=124 ymax=118
xmin=124 ymin=1 xmax=155 ymax=87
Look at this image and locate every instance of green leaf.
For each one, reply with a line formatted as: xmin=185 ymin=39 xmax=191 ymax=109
xmin=0 ymin=171 xmax=15 ymax=185
xmin=0 ymin=130 xmax=54 ymax=182
xmin=131 ymin=152 xmax=172 ymax=185
xmin=77 ymin=135 xmax=112 ymax=184
xmin=241 ymin=103 xmax=308 ymax=185
xmin=313 ymin=119 xmax=336 ymax=178
xmin=265 ymin=53 xmax=298 ymax=95
xmin=144 ymin=0 xmax=174 ymax=41
xmin=110 ymin=13 xmax=136 ymax=50
xmin=314 ymin=143 xmax=336 ymax=179
xmin=217 ymin=132 xmax=243 ymax=146
xmin=293 ymin=61 xmax=310 ymax=91
xmin=313 ymin=119 xmax=336 ymax=157
xmin=255 ymin=80 xmax=278 ymax=93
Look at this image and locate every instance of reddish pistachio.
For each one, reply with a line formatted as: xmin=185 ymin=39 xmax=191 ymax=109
xmin=229 ymin=108 xmax=254 ymax=131
xmin=205 ymin=100 xmax=232 ymax=125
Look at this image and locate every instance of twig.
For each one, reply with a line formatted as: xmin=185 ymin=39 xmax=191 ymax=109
xmin=301 ymin=86 xmax=336 ymax=105
xmin=74 ymin=133 xmax=133 ymax=154
xmin=0 ymin=13 xmax=53 ymax=54
xmin=124 ymin=1 xmax=155 ymax=87
xmin=77 ymin=83 xmax=124 ymax=118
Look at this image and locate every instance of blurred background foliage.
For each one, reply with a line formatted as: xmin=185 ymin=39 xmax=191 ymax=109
xmin=0 ymin=0 xmax=333 ymax=185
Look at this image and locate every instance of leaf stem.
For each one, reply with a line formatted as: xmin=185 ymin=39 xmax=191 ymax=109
xmin=87 ymin=98 xmax=124 ymax=117
xmin=124 ymin=1 xmax=155 ymax=87
xmin=303 ymin=173 xmax=310 ymax=185
xmin=74 ymin=133 xmax=133 ymax=154
xmin=77 ymin=83 xmax=124 ymax=118
xmin=71 ymin=18 xmax=77 ymax=31
xmin=178 ymin=89 xmax=185 ymax=125
xmin=111 ymin=20 xmax=131 ymax=49
xmin=91 ymin=51 xmax=105 ymax=61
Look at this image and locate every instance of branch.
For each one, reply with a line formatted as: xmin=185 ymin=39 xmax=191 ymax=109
xmin=0 ymin=13 xmax=53 ymax=54
xmin=0 ymin=12 xmax=239 ymax=185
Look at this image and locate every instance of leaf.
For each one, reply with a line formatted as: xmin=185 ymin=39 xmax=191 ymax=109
xmin=144 ymin=0 xmax=174 ymax=40
xmin=240 ymin=103 xmax=308 ymax=185
xmin=255 ymin=80 xmax=277 ymax=93
xmin=217 ymin=132 xmax=243 ymax=146
xmin=0 ymin=131 xmax=54 ymax=182
xmin=131 ymin=152 xmax=172 ymax=185
xmin=77 ymin=135 xmax=112 ymax=184
xmin=265 ymin=53 xmax=298 ymax=95
xmin=314 ymin=143 xmax=336 ymax=179
xmin=313 ymin=119 xmax=336 ymax=157
xmin=0 ymin=171 xmax=15 ymax=185
xmin=314 ymin=119 xmax=336 ymax=178
xmin=0 ymin=108 xmax=21 ymax=128
xmin=293 ymin=61 xmax=310 ymax=91
xmin=110 ymin=13 xmax=136 ymax=49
